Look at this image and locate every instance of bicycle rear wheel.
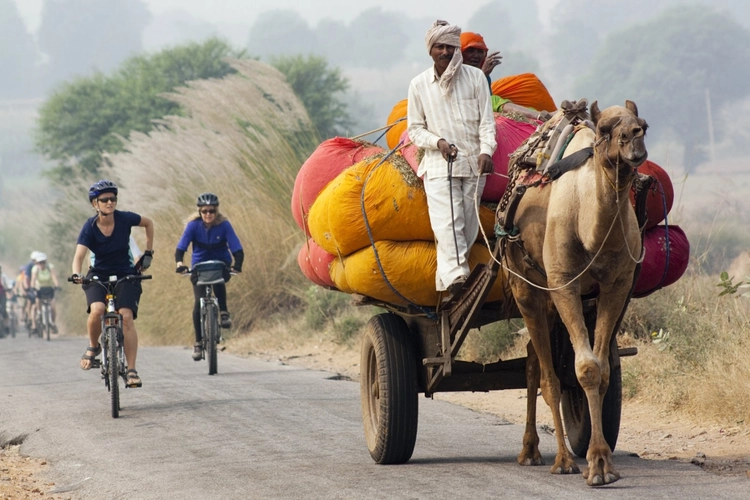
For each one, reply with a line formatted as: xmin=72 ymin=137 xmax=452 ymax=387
xmin=206 ymin=305 xmax=218 ymax=375
xmin=106 ymin=326 xmax=120 ymax=418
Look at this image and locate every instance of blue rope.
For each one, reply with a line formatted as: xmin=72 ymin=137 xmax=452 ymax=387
xmin=359 ymin=142 xmax=437 ymax=319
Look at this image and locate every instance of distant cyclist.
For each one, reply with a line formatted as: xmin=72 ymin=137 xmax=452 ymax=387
xmin=70 ymin=180 xmax=154 ymax=388
xmin=175 ymin=192 xmax=243 ymax=361
xmin=30 ymin=253 xmax=61 ymax=333
xmin=0 ymin=264 xmax=12 ymax=335
xmin=22 ymin=251 xmax=41 ymax=325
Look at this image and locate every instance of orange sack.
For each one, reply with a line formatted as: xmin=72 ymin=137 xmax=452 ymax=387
xmin=307 ymin=154 xmax=433 ymax=256
xmin=491 ymin=73 xmax=556 ymax=113
xmin=330 ymin=240 xmax=511 ymax=306
xmin=291 ymin=137 xmax=384 ymax=235
xmin=385 ymin=99 xmax=408 ymax=150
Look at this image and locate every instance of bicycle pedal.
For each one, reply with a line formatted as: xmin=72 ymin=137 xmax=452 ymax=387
xmin=220 ymin=346 xmax=226 ymax=352
xmin=91 ymin=359 xmax=101 ymax=369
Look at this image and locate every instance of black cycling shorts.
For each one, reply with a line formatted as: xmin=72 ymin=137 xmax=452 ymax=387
xmin=37 ymin=287 xmax=55 ymax=300
xmin=82 ymin=270 xmax=142 ymax=320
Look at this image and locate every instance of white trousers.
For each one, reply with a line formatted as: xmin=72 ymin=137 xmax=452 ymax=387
xmin=423 ymin=172 xmax=486 ymax=291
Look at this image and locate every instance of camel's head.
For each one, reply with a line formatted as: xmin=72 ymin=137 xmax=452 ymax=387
xmin=591 ymin=100 xmax=649 ymax=171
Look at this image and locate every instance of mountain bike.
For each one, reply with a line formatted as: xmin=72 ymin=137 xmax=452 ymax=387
xmin=68 ymin=273 xmax=151 ymax=418
xmin=185 ymin=261 xmax=232 ymax=376
xmin=35 ymin=287 xmax=58 ymax=341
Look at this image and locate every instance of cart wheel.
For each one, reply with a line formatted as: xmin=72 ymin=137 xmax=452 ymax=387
xmin=561 ymin=353 xmax=622 ymax=458
xmin=360 ymin=313 xmax=418 ymax=464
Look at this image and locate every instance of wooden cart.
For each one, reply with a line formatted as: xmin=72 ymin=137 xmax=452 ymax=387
xmin=355 ymin=175 xmax=653 ymax=465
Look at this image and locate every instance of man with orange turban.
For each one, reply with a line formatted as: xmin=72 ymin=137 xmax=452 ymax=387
xmin=460 ymin=32 xmax=502 ymax=87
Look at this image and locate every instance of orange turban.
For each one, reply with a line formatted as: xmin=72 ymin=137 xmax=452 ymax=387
xmin=460 ymin=32 xmax=488 ymax=52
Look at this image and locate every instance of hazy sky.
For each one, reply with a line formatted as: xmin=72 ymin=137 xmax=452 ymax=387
xmin=14 ymin=0 xmax=561 ymax=35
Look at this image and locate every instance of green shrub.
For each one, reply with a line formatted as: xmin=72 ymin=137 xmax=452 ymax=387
xmin=304 ymin=286 xmax=351 ymax=331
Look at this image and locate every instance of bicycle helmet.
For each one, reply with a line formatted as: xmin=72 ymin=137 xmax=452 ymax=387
xmin=30 ymin=251 xmax=43 ymax=261
xmin=36 ymin=252 xmax=48 ymax=262
xmin=196 ymin=192 xmax=219 ymax=207
xmin=88 ymin=180 xmax=118 ymax=201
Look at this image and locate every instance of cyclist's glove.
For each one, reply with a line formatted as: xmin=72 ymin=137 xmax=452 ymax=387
xmin=137 ymin=250 xmax=154 ymax=271
xmin=70 ymin=274 xmax=83 ymax=284
xmin=176 ymin=265 xmax=189 ymax=274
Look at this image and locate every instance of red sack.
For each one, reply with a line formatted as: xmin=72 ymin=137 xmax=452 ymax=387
xmin=291 ymin=137 xmax=384 ymax=235
xmin=633 ymin=225 xmax=689 ymax=298
xmin=296 ymin=239 xmax=336 ymax=288
xmin=630 ymin=160 xmax=674 ymax=230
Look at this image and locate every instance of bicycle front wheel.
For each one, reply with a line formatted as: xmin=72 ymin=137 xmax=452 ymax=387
xmin=106 ymin=326 xmax=120 ymax=418
xmin=44 ymin=306 xmax=51 ymax=341
xmin=206 ymin=305 xmax=218 ymax=376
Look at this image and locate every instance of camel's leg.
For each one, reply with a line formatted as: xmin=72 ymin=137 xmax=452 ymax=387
xmin=517 ymin=341 xmax=544 ymax=466
xmin=579 ymin=287 xmax=632 ymax=486
xmin=552 ymin=287 xmax=620 ymax=486
xmin=514 ymin=295 xmax=579 ymax=475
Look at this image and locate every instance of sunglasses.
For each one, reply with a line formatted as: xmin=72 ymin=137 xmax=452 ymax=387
xmin=97 ymin=196 xmax=118 ymax=204
xmin=200 ymin=209 xmax=216 ymax=214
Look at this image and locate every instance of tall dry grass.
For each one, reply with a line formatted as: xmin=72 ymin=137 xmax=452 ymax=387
xmin=56 ymin=59 xmax=319 ymax=345
xmin=619 ymin=266 xmax=750 ymax=426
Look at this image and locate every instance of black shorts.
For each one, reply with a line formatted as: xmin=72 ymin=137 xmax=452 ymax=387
xmin=82 ymin=271 xmax=143 ymax=320
xmin=37 ymin=287 xmax=55 ymax=300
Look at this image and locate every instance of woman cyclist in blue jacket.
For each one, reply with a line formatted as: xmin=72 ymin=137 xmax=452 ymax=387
xmin=175 ymin=192 xmax=243 ymax=361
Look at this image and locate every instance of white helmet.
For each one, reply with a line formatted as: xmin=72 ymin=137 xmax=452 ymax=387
xmin=36 ymin=252 xmax=48 ymax=262
xmin=30 ymin=251 xmax=43 ymax=261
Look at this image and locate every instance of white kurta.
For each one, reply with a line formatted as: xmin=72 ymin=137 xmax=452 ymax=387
xmin=407 ymin=64 xmax=496 ymax=291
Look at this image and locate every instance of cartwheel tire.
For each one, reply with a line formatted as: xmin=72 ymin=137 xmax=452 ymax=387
xmin=561 ymin=351 xmax=622 ymax=458
xmin=360 ymin=313 xmax=418 ymax=464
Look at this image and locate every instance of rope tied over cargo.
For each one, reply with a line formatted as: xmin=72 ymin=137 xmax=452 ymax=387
xmin=360 ymin=142 xmax=438 ymax=319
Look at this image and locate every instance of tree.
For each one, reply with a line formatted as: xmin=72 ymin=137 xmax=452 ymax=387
xmin=574 ymin=6 xmax=750 ymax=171
xmin=35 ymin=38 xmax=248 ymax=179
xmin=247 ymin=10 xmax=320 ymax=59
xmin=270 ymin=55 xmax=352 ymax=139
xmin=0 ymin=0 xmax=39 ymax=98
xmin=37 ymin=0 xmax=151 ymax=88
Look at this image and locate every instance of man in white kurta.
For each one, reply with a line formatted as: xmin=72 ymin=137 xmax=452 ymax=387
xmin=407 ymin=20 xmax=496 ymax=296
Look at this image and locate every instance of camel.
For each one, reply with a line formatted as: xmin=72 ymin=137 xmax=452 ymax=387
xmin=501 ymin=100 xmax=648 ymax=486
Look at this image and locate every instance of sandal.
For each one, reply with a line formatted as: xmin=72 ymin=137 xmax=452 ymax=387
xmin=80 ymin=345 xmax=102 ymax=371
xmin=125 ymin=369 xmax=142 ymax=388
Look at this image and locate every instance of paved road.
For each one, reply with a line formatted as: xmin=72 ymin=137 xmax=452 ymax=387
xmin=0 ymin=333 xmax=746 ymax=499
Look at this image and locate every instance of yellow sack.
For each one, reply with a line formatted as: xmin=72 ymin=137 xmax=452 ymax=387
xmin=329 ymin=240 xmax=511 ymax=306
xmin=308 ymin=154 xmax=433 ymax=256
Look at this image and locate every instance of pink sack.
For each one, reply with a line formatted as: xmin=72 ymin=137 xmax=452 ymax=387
xmin=483 ymin=114 xmax=538 ymax=202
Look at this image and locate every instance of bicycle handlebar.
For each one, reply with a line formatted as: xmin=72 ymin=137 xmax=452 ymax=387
xmin=68 ymin=274 xmax=152 ymax=289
